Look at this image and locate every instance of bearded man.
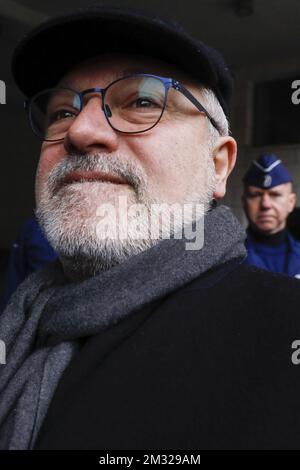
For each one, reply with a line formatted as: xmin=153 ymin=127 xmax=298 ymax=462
xmin=1 ymin=6 xmax=300 ymax=450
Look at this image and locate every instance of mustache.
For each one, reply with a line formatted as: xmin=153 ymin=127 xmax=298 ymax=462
xmin=45 ymin=153 xmax=146 ymax=195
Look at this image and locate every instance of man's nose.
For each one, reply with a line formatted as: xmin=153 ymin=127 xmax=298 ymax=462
xmin=260 ymin=193 xmax=272 ymax=209
xmin=63 ymin=96 xmax=119 ymax=154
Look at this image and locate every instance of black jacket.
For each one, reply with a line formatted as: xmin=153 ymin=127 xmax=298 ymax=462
xmin=35 ymin=260 xmax=300 ymax=450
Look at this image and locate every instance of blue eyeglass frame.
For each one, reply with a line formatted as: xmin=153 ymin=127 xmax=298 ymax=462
xmin=24 ymin=73 xmax=221 ymax=141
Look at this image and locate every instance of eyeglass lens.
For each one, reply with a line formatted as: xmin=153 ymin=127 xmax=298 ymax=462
xmin=29 ymin=76 xmax=167 ymax=140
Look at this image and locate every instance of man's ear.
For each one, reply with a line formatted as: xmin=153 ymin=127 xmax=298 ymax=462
xmin=288 ymin=191 xmax=297 ymax=213
xmin=212 ymin=136 xmax=237 ymax=200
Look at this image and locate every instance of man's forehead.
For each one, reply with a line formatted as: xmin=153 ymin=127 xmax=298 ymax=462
xmin=58 ymin=53 xmax=201 ymax=88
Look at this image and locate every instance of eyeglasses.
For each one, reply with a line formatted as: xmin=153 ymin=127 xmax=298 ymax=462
xmin=24 ymin=73 xmax=221 ymax=141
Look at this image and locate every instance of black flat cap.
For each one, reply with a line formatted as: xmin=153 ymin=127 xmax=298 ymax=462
xmin=12 ymin=5 xmax=233 ymax=118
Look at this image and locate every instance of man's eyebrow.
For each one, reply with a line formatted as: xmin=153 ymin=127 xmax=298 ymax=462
xmin=57 ymin=71 xmax=146 ymax=89
xmin=57 ymin=70 xmax=156 ymax=91
xmin=269 ymin=191 xmax=282 ymax=196
xmin=121 ymin=69 xmax=153 ymax=76
xmin=246 ymin=190 xmax=263 ymax=196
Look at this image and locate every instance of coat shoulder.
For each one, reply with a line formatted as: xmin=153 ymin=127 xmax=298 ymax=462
xmin=177 ymin=259 xmax=300 ymax=316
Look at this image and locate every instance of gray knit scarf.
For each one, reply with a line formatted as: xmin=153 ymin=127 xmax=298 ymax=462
xmin=0 ymin=204 xmax=246 ymax=449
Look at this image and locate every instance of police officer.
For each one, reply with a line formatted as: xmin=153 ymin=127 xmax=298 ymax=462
xmin=242 ymin=153 xmax=300 ymax=277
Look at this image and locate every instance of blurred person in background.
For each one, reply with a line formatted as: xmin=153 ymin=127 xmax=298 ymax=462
xmin=0 ymin=215 xmax=57 ymax=312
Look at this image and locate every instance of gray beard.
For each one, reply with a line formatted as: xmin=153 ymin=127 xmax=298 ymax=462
xmin=36 ymin=153 xmax=215 ymax=281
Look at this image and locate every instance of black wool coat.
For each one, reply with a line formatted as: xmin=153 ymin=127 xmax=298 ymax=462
xmin=35 ymin=260 xmax=300 ymax=450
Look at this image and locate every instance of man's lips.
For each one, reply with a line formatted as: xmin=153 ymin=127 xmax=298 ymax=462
xmin=62 ymin=171 xmax=128 ymax=186
xmin=257 ymin=215 xmax=276 ymax=221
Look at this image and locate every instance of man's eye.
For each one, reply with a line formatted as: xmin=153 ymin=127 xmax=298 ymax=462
xmin=48 ymin=109 xmax=76 ymax=123
xmin=131 ymin=97 xmax=160 ymax=108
